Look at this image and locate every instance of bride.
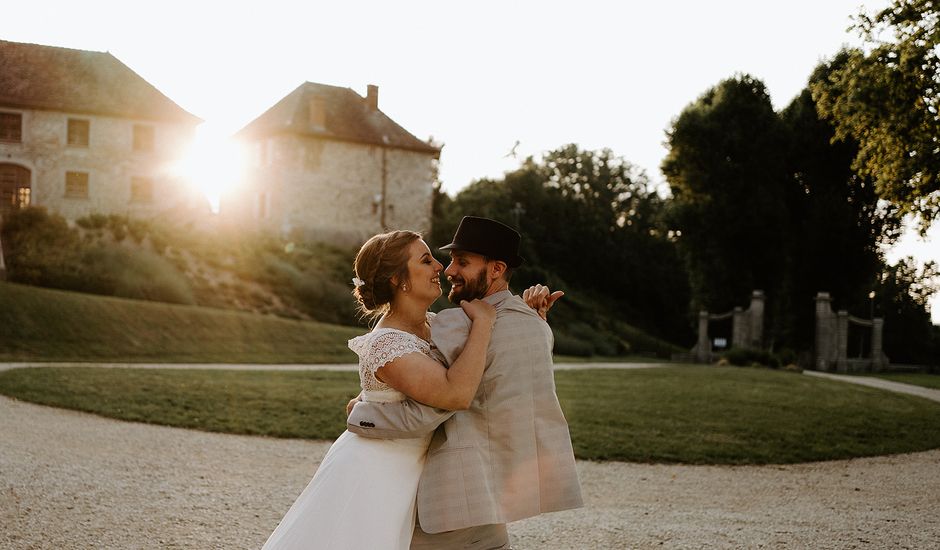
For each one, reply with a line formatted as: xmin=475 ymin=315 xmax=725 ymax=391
xmin=262 ymin=230 xmax=503 ymax=549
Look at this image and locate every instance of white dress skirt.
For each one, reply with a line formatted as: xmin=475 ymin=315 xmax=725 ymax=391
xmin=261 ymin=389 xmax=432 ymax=550
xmin=262 ymin=328 xmax=436 ymax=550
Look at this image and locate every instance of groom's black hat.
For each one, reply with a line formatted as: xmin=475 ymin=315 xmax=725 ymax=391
xmin=439 ymin=216 xmax=524 ymax=268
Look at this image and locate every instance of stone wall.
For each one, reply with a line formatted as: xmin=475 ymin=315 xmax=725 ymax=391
xmin=226 ymin=136 xmax=435 ymax=245
xmin=0 ymin=107 xmax=196 ymax=220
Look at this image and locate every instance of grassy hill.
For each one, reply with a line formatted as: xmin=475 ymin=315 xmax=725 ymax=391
xmin=0 ymin=208 xmax=686 ymax=360
xmin=0 ymin=282 xmax=360 ymax=363
xmin=0 ymin=281 xmax=683 ymax=363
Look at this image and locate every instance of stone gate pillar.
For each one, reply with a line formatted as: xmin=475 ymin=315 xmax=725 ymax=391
xmin=836 ymin=310 xmax=849 ymax=373
xmin=732 ymin=307 xmax=747 ymax=349
xmin=748 ymin=290 xmax=764 ymax=349
xmin=694 ymin=310 xmax=710 ymax=362
xmin=815 ymin=292 xmax=833 ymax=370
xmin=871 ymin=317 xmax=885 ymax=371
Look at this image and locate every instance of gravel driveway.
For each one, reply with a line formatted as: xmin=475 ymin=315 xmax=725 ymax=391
xmin=2 ymin=365 xmax=939 ymax=549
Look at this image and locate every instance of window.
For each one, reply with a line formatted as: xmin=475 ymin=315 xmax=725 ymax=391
xmin=130 ymin=176 xmax=153 ymax=202
xmin=16 ymin=187 xmax=30 ymax=208
xmin=0 ymin=112 xmax=22 ymax=142
xmin=65 ymin=171 xmax=89 ymax=198
xmin=133 ymin=124 xmax=154 ymax=152
xmin=0 ymin=163 xmax=31 ymax=215
xmin=67 ymin=119 xmax=90 ymax=147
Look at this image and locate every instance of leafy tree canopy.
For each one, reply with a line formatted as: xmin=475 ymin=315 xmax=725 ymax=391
xmin=662 ymin=74 xmax=790 ymax=317
xmin=434 ymin=144 xmax=692 ymax=344
xmin=779 ymin=63 xmax=901 ymax=348
xmin=811 ymin=0 xmax=940 ymax=228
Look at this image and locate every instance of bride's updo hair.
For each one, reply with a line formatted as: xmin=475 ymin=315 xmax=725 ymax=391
xmin=353 ymin=230 xmax=422 ymax=317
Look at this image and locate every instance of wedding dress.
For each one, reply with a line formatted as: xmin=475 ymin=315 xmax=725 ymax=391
xmin=261 ymin=327 xmax=435 ymax=550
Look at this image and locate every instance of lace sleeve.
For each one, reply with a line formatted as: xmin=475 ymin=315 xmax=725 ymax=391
xmin=360 ymin=331 xmax=427 ymax=377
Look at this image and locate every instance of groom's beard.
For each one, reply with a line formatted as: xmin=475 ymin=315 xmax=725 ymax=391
xmin=447 ymin=269 xmax=489 ymax=304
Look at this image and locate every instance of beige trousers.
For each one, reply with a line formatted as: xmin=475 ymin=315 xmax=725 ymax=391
xmin=411 ymin=522 xmax=510 ymax=550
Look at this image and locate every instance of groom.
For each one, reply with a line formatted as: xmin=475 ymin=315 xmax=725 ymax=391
xmin=347 ymin=216 xmax=583 ymax=549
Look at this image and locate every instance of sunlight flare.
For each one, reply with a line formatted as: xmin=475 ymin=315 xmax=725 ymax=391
xmin=171 ymin=124 xmax=247 ymax=213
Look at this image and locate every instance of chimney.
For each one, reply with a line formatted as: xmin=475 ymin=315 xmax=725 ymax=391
xmin=366 ymin=84 xmax=379 ymax=111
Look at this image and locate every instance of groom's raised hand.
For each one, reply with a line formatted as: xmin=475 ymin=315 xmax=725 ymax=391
xmin=523 ymin=284 xmax=565 ymax=321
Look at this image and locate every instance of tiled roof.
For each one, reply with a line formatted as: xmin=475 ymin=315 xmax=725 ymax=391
xmin=0 ymin=40 xmax=200 ymax=124
xmin=236 ymin=82 xmax=439 ymax=155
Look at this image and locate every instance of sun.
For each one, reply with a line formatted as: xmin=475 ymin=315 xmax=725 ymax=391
xmin=172 ymin=123 xmax=247 ymax=213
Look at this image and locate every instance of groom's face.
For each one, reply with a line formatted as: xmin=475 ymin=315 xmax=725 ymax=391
xmin=444 ymin=250 xmax=490 ymax=303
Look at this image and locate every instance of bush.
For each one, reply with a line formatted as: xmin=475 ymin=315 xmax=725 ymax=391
xmin=567 ymin=321 xmax=619 ymax=356
xmin=2 ymin=208 xmax=193 ymax=305
xmin=553 ymin=331 xmax=595 ymax=357
xmin=84 ymin=246 xmax=195 ymax=305
xmin=722 ymin=347 xmax=782 ymax=369
xmin=776 ymin=348 xmax=798 ymax=367
xmin=75 ymin=213 xmax=108 ymax=230
xmin=1 ymin=207 xmax=84 ymax=289
xmin=291 ymin=271 xmax=358 ymax=325
xmin=614 ymin=321 xmax=685 ymax=358
xmin=106 ymin=215 xmax=127 ymax=242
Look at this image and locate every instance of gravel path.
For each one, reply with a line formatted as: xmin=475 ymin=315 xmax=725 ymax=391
xmin=2 ymin=365 xmax=940 ymax=549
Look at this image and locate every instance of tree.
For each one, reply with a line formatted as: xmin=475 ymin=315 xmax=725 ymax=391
xmin=779 ymin=59 xmax=903 ymax=349
xmin=662 ymin=75 xmax=792 ymax=345
xmin=811 ymin=0 xmax=940 ymax=227
xmin=876 ymin=257 xmax=938 ymax=363
xmin=531 ymin=146 xmax=690 ymax=338
xmin=435 ymin=145 xmax=691 ymax=342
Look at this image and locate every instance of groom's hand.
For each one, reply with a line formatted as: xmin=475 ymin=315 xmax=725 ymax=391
xmin=523 ymin=284 xmax=565 ymax=321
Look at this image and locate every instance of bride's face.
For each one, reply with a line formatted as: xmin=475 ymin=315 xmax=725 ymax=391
xmin=401 ymin=239 xmax=443 ymax=301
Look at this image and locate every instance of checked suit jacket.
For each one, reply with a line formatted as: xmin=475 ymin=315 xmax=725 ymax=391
xmin=346 ymin=290 xmax=583 ymax=534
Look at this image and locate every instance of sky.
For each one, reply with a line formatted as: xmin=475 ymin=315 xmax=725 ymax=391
xmin=3 ymin=0 xmax=938 ymax=322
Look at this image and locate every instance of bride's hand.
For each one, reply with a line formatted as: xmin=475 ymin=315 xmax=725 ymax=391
xmin=345 ymin=393 xmax=362 ymax=416
xmin=460 ymin=299 xmax=496 ymax=326
xmin=523 ymin=284 xmax=565 ymax=321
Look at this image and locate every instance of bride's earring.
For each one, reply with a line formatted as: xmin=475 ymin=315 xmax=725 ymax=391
xmin=402 ymin=283 xmax=409 ymax=292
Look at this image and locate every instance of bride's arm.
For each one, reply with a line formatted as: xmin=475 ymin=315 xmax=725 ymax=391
xmin=376 ymin=299 xmax=495 ymax=410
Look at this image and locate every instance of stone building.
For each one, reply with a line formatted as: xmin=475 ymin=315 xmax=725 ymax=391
xmin=0 ymin=40 xmax=201 ymax=221
xmin=227 ymin=82 xmax=441 ymax=243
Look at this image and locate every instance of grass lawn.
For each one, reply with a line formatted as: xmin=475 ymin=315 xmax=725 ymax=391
xmin=0 ymin=367 xmax=360 ymax=438
xmin=0 ymin=282 xmax=648 ymax=365
xmin=863 ymin=372 xmax=940 ymax=390
xmin=2 ymin=365 xmax=939 ymax=464
xmin=557 ymin=366 xmax=940 ymax=463
xmin=0 ymin=282 xmax=361 ymax=363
